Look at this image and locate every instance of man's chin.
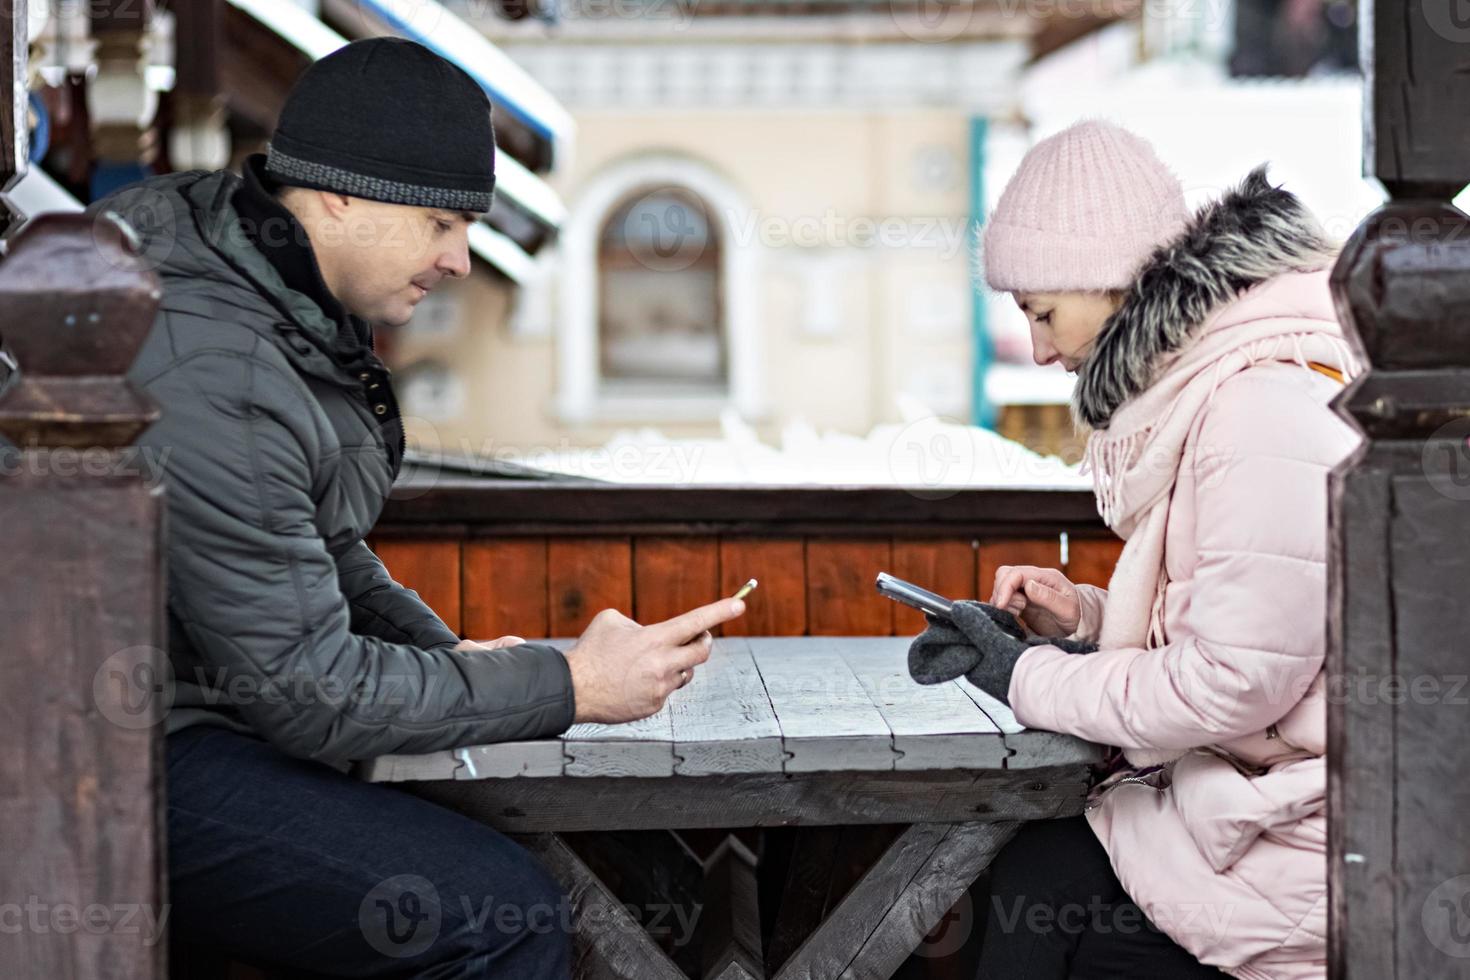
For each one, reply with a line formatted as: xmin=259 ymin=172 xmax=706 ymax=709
xmin=376 ymin=304 xmax=416 ymax=329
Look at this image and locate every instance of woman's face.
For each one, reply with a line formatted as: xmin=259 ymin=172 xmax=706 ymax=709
xmin=1012 ymin=291 xmax=1121 ymax=373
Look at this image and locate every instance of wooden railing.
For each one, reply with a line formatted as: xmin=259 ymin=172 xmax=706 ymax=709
xmin=0 ymin=214 xmax=167 ymax=980
xmin=369 ymin=479 xmax=1123 ymax=639
xmin=1326 ymin=6 xmax=1470 ymax=978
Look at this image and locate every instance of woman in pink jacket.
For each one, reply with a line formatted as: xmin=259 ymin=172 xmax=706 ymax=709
xmin=908 ymin=121 xmax=1360 ymax=979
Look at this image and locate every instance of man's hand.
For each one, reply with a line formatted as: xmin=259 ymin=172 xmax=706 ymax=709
xmin=453 ymin=636 xmax=527 ymax=652
xmin=989 ymin=565 xmax=1082 ymax=637
xmin=564 ymin=598 xmax=747 ymax=725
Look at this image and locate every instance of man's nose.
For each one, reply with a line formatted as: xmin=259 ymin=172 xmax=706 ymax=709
xmin=438 ymin=234 xmax=471 ymax=279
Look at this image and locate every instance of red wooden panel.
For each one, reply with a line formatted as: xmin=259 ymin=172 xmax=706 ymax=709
xmin=373 ymin=539 xmax=463 ymax=636
xmin=805 ymin=539 xmax=894 ymax=636
xmin=1066 ymin=536 xmax=1125 ymax=589
xmin=976 ymin=537 xmax=1061 ymax=606
xmin=718 ymin=538 xmax=807 ymax=636
xmin=463 ymin=538 xmax=550 ymax=641
xmin=889 ymin=539 xmax=978 ymax=636
xmin=547 ymin=537 xmax=633 ymax=636
xmin=633 ymin=537 xmax=720 ymax=625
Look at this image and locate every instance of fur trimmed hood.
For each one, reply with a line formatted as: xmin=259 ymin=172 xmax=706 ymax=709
xmin=1072 ymin=167 xmax=1336 ymax=430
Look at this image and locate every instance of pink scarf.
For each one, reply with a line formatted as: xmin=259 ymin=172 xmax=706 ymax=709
xmin=1079 ymin=273 xmax=1359 ymax=764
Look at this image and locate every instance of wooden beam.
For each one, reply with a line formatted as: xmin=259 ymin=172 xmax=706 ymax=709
xmin=771 ymin=822 xmax=1017 ymax=980
xmin=403 ymin=765 xmax=1093 ymax=833
xmin=515 ymin=833 xmax=688 ymax=980
xmin=700 ymin=835 xmax=765 ymax=980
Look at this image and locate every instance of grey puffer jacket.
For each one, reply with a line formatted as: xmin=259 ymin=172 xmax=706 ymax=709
xmin=102 ymin=169 xmax=575 ymax=766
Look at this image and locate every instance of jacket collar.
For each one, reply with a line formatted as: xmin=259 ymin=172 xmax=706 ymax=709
xmin=1072 ymin=166 xmax=1335 ymax=431
xmin=233 ymin=154 xmax=354 ymax=339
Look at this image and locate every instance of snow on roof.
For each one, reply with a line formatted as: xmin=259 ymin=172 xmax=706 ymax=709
xmin=494 ymin=406 xmax=1091 ymax=488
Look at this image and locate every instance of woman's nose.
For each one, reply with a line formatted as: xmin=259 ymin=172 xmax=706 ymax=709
xmin=1031 ymin=330 xmax=1059 ymax=367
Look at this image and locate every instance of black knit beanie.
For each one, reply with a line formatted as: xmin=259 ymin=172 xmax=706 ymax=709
xmin=266 ymin=37 xmax=496 ymax=213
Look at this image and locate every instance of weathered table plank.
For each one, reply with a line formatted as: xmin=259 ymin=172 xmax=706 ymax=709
xmin=750 ymin=637 xmax=899 ymax=773
xmin=836 ymin=639 xmax=1008 ymax=771
xmin=671 ymin=637 xmax=786 ymax=776
xmin=950 ymin=677 xmax=1100 ymax=768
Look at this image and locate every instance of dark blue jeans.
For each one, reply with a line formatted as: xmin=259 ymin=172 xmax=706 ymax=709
xmin=166 ymin=726 xmax=571 ymax=979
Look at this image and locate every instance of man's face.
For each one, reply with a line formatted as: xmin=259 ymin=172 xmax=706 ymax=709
xmin=311 ymin=196 xmax=477 ymax=326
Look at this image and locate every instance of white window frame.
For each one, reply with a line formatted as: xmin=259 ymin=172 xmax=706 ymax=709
xmin=555 ymin=154 xmax=763 ymax=424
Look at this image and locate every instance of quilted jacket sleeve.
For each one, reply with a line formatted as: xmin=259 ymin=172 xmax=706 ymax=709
xmin=138 ymin=333 xmax=575 ymax=765
xmin=336 ymin=539 xmax=461 ymax=650
xmin=1007 ymin=365 xmax=1358 ymax=750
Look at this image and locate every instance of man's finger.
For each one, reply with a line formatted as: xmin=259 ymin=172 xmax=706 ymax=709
xmin=654 ymin=599 xmax=746 ymax=646
xmin=667 ymin=628 xmax=717 ymax=675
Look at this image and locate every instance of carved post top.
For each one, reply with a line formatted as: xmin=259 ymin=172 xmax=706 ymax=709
xmin=0 ymin=211 xmax=161 ymax=450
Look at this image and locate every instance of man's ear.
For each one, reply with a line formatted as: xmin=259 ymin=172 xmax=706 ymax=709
xmin=316 ymin=190 xmax=353 ymax=220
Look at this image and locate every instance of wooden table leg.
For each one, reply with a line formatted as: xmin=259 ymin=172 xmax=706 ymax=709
xmin=771 ymin=822 xmax=1019 ymax=980
xmin=516 ymin=833 xmax=688 ymax=980
xmin=701 ymin=834 xmax=764 ymax=980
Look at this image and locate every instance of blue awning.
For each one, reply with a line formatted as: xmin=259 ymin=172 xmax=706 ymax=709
xmin=226 ymin=0 xmax=570 ymax=281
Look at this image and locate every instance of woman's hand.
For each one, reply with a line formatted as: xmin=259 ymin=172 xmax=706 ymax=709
xmin=989 ymin=566 xmax=1081 ymax=637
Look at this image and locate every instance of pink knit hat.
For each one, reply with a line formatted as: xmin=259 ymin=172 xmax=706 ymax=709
xmin=982 ymin=120 xmax=1188 ymax=293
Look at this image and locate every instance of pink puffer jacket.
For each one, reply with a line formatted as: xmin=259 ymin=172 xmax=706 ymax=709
xmin=1008 ymin=175 xmax=1362 ymax=979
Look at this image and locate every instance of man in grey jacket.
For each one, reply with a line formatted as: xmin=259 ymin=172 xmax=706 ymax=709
xmin=102 ymin=39 xmax=744 ymax=977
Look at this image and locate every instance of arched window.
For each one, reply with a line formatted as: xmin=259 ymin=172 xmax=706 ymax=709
xmin=556 ymin=155 xmax=762 ymax=423
xmin=596 ymin=187 xmax=726 ymax=394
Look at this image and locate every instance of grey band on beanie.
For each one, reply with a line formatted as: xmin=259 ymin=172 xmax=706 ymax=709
xmin=265 ymin=145 xmax=495 ymax=213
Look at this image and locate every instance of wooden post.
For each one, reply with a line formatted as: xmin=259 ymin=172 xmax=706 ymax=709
xmin=1327 ymin=3 xmax=1470 ymax=977
xmin=0 ymin=212 xmax=166 ymax=980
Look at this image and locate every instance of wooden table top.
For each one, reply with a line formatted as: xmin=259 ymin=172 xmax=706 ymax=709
xmin=360 ymin=637 xmax=1103 ymax=785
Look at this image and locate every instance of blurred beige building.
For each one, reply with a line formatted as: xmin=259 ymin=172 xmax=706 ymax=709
xmin=385 ymin=0 xmax=1119 ymax=461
